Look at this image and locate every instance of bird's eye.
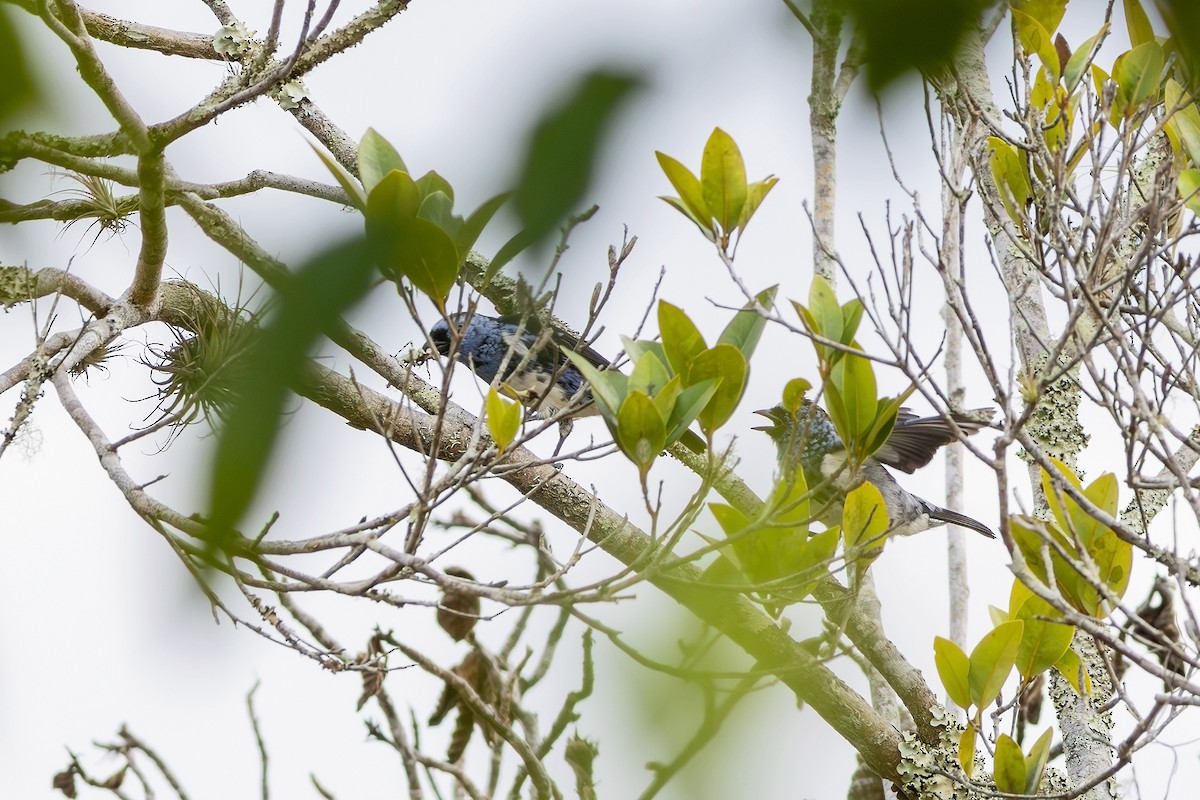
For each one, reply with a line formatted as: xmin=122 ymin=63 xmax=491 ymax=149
xmin=430 ymin=326 xmax=452 ymax=356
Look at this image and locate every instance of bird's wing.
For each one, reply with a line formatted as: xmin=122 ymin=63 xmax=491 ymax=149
xmin=873 ymin=408 xmax=993 ymax=473
xmin=496 ymin=314 xmax=612 ymax=371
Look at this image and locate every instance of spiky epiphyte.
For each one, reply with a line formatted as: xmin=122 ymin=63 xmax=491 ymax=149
xmin=54 ymin=171 xmax=139 ymax=245
xmin=146 ymin=284 xmax=261 ymax=435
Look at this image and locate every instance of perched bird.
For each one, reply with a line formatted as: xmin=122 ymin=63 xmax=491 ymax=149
xmin=754 ymin=401 xmax=995 ymax=538
xmin=423 ymin=312 xmax=604 ymax=452
xmin=428 ymin=312 xmax=604 ymax=415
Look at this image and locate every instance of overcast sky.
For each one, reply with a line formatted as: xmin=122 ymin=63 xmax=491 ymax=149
xmin=3 ymin=1 xmax=1196 ymax=798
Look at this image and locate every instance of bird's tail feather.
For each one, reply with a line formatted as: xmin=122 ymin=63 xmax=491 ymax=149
xmin=929 ymin=507 xmax=995 ymax=539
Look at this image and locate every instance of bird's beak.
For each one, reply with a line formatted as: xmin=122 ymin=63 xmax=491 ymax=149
xmin=750 ymin=408 xmax=779 ymax=431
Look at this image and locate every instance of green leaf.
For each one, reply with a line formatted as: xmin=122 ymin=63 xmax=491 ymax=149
xmin=366 ymin=170 xmax=421 ymax=229
xmin=650 ymin=374 xmax=683 ymax=421
xmin=376 ymin=217 xmax=460 ymax=305
xmin=563 ymin=350 xmax=625 ymax=418
xmin=967 ymin=620 xmax=1024 ymax=709
xmin=1064 ymin=25 xmax=1110 ymax=92
xmin=988 ymin=605 xmax=1010 ymax=627
xmin=209 ymin=238 xmax=375 ymax=542
xmin=617 ymin=390 xmax=666 ymax=473
xmin=514 ymin=69 xmax=641 ymax=246
xmin=455 ymin=191 xmax=511 ymax=267
xmin=839 ymin=299 xmax=864 ymax=345
xmin=658 ymin=302 xmax=708 ymax=376
xmin=417 ymin=190 xmax=454 ymax=230
xmin=656 ymin=151 xmax=713 ymax=233
xmin=658 ymin=196 xmax=717 ymax=240
xmin=1179 ymin=169 xmax=1200 ymax=215
xmin=782 ymin=377 xmax=812 ymax=413
xmin=1113 ymin=41 xmax=1165 ymax=114
xmin=700 ymin=127 xmax=748 ymax=233
xmin=737 ymin=176 xmax=779 ymax=231
xmin=993 ymin=733 xmax=1027 ymax=794
xmin=717 ymin=286 xmax=777 ymax=358
xmin=486 ymin=387 xmax=521 ymax=451
xmin=1123 ymin=0 xmax=1155 ymax=47
xmin=1025 ymin=727 xmax=1054 ymax=794
xmin=957 ymin=726 xmax=977 ymax=777
xmin=414 ymin=170 xmax=454 ymax=204
xmin=1012 ymin=587 xmax=1075 ymax=678
xmin=1166 ymin=80 xmax=1200 ymax=165
xmin=688 ymin=344 xmax=747 ymax=434
xmin=628 ymin=348 xmax=672 ymax=396
xmin=358 ymin=128 xmax=408 ymax=194
xmin=665 ymin=379 xmax=719 ymax=446
xmin=842 ymin=480 xmax=889 ymax=552
xmin=828 ymin=351 xmax=878 ymax=444
xmin=806 ymin=275 xmax=843 ymax=346
xmin=309 ymin=142 xmax=367 ymax=211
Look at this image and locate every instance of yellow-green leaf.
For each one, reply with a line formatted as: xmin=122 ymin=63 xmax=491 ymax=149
xmin=1180 ymin=169 xmax=1200 ymax=215
xmin=1054 ymin=646 xmax=1088 ymax=696
xmin=934 ymin=636 xmax=972 ymax=710
xmin=843 ymin=482 xmax=889 ymax=552
xmin=1165 ymin=80 xmax=1200 ymax=165
xmin=309 ymin=141 xmax=367 ymax=211
xmin=700 ymin=127 xmax=747 ymax=233
xmin=658 ymin=301 xmax=708 ymax=377
xmin=656 ymin=151 xmax=713 ymax=233
xmin=1025 ymin=727 xmax=1054 ymax=794
xmin=958 ymin=726 xmax=977 ymax=777
xmin=993 ymin=733 xmax=1027 ymax=794
xmin=968 ymin=620 xmax=1024 ymax=709
xmin=1064 ymin=25 xmax=1110 ymax=92
xmin=987 ymin=137 xmax=1031 ymax=226
xmin=486 ymin=387 xmax=521 ymax=451
xmin=617 ymin=390 xmax=666 ymax=472
xmin=1123 ymin=0 xmax=1155 ymax=47
xmin=1012 ymin=8 xmax=1062 ymax=81
xmin=1113 ymin=41 xmax=1164 ymax=114
xmin=1013 ymin=590 xmax=1075 ymax=678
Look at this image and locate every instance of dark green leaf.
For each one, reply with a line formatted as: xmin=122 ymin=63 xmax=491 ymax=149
xmin=377 ymin=217 xmax=460 ymax=305
xmin=366 ymin=170 xmax=421 ymax=234
xmin=0 ymin=9 xmax=36 ymax=123
xmin=209 ymin=238 xmax=375 ymax=541
xmin=665 ymin=379 xmax=719 ymax=446
xmin=513 ymin=69 xmax=641 ymax=246
xmin=841 ymin=0 xmax=991 ymax=90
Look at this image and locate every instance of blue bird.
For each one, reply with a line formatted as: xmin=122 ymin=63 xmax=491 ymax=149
xmin=754 ymin=401 xmax=995 ymax=538
xmin=427 ymin=311 xmax=605 ymax=423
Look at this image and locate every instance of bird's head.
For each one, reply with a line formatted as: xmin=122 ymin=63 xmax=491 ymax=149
xmin=428 ymin=318 xmax=454 ymax=357
xmin=751 ymin=404 xmax=795 ymax=443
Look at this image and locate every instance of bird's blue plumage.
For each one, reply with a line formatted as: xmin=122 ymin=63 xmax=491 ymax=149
xmin=755 ymin=400 xmax=995 ymax=538
xmin=427 ymin=312 xmax=599 ymax=419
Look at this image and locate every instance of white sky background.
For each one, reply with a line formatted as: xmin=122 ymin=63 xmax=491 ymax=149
xmin=2 ymin=1 xmax=1197 ymax=798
